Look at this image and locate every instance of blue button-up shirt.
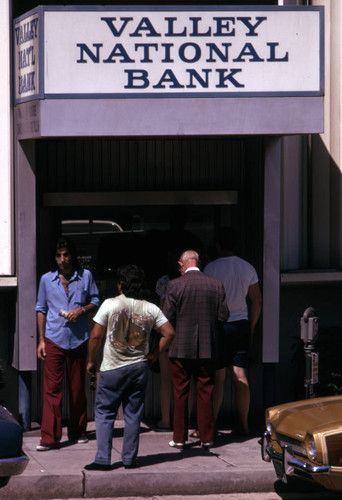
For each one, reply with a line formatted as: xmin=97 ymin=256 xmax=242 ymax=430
xmin=35 ymin=268 xmax=100 ymax=350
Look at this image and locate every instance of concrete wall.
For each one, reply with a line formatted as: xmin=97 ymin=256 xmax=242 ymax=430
xmin=276 ymin=1 xmax=342 ymax=409
xmin=276 ymin=283 xmax=342 ymax=406
xmin=311 ymin=0 xmax=342 ymax=268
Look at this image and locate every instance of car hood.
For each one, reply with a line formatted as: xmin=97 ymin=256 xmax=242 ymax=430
xmin=269 ymin=396 xmax=342 ymax=437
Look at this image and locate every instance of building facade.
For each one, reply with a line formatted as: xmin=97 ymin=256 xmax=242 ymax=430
xmin=1 ymin=0 xmax=341 ymax=431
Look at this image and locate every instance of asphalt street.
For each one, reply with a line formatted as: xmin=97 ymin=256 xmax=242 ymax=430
xmin=50 ymin=491 xmax=342 ymax=500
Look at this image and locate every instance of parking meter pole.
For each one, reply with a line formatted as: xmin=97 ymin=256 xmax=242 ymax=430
xmin=300 ymin=308 xmax=319 ymax=399
xmin=304 ymin=342 xmax=314 ymax=399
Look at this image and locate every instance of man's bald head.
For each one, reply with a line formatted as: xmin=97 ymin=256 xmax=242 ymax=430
xmin=178 ymin=250 xmax=199 ymax=275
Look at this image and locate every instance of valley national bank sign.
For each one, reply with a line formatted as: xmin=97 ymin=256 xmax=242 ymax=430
xmin=14 ymin=5 xmax=324 ymax=103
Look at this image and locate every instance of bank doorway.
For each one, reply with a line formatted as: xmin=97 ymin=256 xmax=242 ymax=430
xmin=34 ymin=136 xmax=264 ymax=425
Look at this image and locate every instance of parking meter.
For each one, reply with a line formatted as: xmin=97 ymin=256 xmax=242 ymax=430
xmin=300 ymin=307 xmax=319 ymax=399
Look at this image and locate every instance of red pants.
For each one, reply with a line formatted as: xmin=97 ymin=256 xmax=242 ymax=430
xmin=40 ymin=338 xmax=88 ymax=445
xmin=169 ymin=358 xmax=215 ymax=444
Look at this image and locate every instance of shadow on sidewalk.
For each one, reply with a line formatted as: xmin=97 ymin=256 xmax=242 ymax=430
xmin=111 ymin=447 xmax=220 ymax=469
xmin=274 ymin=476 xmax=342 ymax=499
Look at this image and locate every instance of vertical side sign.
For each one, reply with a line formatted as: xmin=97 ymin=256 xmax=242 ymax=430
xmin=14 ymin=13 xmax=39 ymax=101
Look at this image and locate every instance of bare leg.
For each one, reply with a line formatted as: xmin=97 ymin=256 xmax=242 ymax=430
xmin=230 ymin=365 xmax=250 ymax=434
xmin=158 ymin=351 xmax=173 ymax=429
xmin=213 ymin=368 xmax=226 ymax=424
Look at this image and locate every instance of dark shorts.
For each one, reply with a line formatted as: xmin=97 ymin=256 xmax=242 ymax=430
xmin=216 ymin=320 xmax=251 ymax=370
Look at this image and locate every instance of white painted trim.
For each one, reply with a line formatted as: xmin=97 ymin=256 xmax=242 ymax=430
xmin=0 ymin=1 xmax=13 ymax=275
xmin=0 ymin=277 xmax=17 ymax=287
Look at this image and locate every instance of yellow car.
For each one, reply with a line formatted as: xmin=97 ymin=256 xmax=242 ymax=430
xmin=260 ymin=395 xmax=342 ymax=492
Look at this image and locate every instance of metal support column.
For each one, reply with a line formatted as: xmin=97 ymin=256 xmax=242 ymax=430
xmin=18 ymin=371 xmax=32 ymax=430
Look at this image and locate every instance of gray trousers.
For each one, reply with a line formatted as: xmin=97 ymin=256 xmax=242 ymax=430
xmin=94 ymin=361 xmax=148 ymax=466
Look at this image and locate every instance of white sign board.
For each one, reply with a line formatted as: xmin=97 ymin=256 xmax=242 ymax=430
xmin=14 ymin=6 xmax=324 ymax=102
xmin=14 ymin=12 xmax=39 ymax=101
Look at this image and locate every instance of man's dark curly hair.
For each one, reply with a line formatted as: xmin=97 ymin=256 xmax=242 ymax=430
xmin=52 ymin=237 xmax=78 ymax=270
xmin=116 ymin=265 xmax=145 ymax=299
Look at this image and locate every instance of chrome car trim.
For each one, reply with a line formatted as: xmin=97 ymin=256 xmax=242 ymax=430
xmin=276 ymin=432 xmax=307 ymax=456
xmin=0 ymin=454 xmax=29 ymax=477
xmin=287 ymin=456 xmax=331 ymax=474
xmin=261 ymin=432 xmax=331 ymax=477
xmin=261 ymin=432 xmax=282 ymax=462
xmin=284 ymin=445 xmax=331 ymax=475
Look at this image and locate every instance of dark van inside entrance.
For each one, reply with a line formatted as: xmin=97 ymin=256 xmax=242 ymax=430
xmin=58 ymin=203 xmax=239 ymax=302
xmin=36 ymin=135 xmax=264 ymax=305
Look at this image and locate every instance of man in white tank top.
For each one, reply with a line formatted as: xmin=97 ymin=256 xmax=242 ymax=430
xmin=204 ymin=227 xmax=262 ymax=435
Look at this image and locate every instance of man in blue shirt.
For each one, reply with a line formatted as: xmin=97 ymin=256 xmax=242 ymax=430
xmin=35 ymin=237 xmax=100 ymax=451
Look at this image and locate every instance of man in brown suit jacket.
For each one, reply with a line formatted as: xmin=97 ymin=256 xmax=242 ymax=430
xmin=163 ymin=250 xmax=229 ymax=449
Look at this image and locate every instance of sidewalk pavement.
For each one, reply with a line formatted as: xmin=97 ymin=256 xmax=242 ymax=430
xmin=0 ymin=421 xmax=276 ymax=500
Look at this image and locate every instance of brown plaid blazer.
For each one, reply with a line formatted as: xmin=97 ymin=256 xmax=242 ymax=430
xmin=162 ymin=270 xmax=229 ymax=359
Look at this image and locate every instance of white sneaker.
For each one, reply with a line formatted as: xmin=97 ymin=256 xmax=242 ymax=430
xmin=169 ymin=440 xmax=184 ymax=449
xmin=77 ymin=436 xmax=89 ymax=444
xmin=36 ymin=443 xmax=51 ymax=451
